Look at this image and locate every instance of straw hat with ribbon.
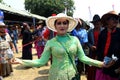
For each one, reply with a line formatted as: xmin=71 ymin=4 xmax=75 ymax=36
xmin=101 ymin=11 xmax=120 ymax=26
xmin=46 ymin=13 xmax=78 ymax=32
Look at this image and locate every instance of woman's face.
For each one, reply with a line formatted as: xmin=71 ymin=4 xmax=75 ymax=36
xmin=55 ymin=18 xmax=69 ymax=35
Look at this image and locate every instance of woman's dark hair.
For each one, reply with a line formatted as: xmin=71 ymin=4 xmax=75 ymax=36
xmin=54 ymin=19 xmax=69 ymax=25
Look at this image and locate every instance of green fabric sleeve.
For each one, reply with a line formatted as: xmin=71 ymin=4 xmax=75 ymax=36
xmin=75 ymin=37 xmax=103 ymax=67
xmin=22 ymin=41 xmax=51 ymax=67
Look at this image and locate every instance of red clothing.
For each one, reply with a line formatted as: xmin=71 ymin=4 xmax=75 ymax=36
xmin=87 ymin=30 xmax=100 ymax=80
xmin=94 ymin=31 xmax=100 ymax=46
xmin=43 ymin=28 xmax=57 ymax=40
xmin=104 ymin=32 xmax=111 ymax=56
xmin=104 ymin=29 xmax=116 ymax=56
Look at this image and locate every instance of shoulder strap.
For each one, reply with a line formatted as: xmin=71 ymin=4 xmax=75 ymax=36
xmin=56 ymin=37 xmax=78 ymax=73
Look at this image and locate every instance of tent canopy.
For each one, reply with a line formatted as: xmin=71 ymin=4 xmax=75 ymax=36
xmin=0 ymin=3 xmax=46 ymax=24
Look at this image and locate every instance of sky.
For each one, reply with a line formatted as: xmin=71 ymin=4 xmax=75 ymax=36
xmin=3 ymin=0 xmax=120 ymax=21
xmin=73 ymin=0 xmax=120 ymax=21
xmin=3 ymin=0 xmax=25 ymax=10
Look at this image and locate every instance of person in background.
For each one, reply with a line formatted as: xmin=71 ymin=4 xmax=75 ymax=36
xmin=0 ymin=22 xmax=15 ymax=77
xmin=43 ymin=14 xmax=57 ymax=41
xmin=117 ymin=13 xmax=120 ymax=28
xmin=21 ymin=23 xmax=33 ymax=60
xmin=21 ymin=22 xmax=39 ymax=60
xmin=71 ymin=18 xmax=88 ymax=77
xmin=15 ymin=13 xmax=110 ymax=80
xmin=43 ymin=26 xmax=57 ymax=64
xmin=12 ymin=25 xmax=19 ymax=53
xmin=8 ymin=25 xmax=18 ymax=53
xmin=43 ymin=27 xmax=57 ymax=41
xmin=34 ymin=21 xmax=46 ymax=59
xmin=71 ymin=18 xmax=88 ymax=48
xmin=85 ymin=23 xmax=90 ymax=32
xmin=22 ymin=23 xmax=33 ymax=60
xmin=96 ymin=11 xmax=120 ymax=80
xmin=86 ymin=14 xmax=103 ymax=80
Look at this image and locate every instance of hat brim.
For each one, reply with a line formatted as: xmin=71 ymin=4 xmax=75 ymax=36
xmin=0 ymin=22 xmax=6 ymax=28
xmin=46 ymin=16 xmax=78 ymax=32
xmin=101 ymin=14 xmax=120 ymax=20
xmin=101 ymin=13 xmax=120 ymax=26
xmin=90 ymin=20 xmax=101 ymax=23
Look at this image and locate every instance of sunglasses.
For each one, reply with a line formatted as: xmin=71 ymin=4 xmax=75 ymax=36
xmin=56 ymin=21 xmax=68 ymax=25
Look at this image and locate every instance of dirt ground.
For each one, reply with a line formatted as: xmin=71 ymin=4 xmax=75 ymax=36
xmin=3 ymin=40 xmax=87 ymax=80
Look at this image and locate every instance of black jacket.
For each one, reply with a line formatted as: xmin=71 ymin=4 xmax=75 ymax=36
xmin=97 ymin=28 xmax=120 ymax=78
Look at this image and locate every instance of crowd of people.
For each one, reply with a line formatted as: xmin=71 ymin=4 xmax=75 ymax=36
xmin=0 ymin=10 xmax=120 ymax=80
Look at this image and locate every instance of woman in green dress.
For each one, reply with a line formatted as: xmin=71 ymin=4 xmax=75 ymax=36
xmin=17 ymin=13 xmax=105 ymax=80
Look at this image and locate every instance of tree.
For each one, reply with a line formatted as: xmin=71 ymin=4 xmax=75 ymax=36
xmin=25 ymin=0 xmax=75 ymax=17
xmin=0 ymin=0 xmax=2 ymax=2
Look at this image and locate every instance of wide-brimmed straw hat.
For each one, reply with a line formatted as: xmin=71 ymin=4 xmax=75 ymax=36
xmin=101 ymin=11 xmax=120 ymax=26
xmin=90 ymin=14 xmax=101 ymax=23
xmin=46 ymin=13 xmax=78 ymax=32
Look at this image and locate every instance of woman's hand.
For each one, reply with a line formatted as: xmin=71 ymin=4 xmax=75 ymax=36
xmin=103 ymin=60 xmax=116 ymax=68
xmin=10 ymin=58 xmax=23 ymax=64
xmin=91 ymin=46 xmax=96 ymax=51
xmin=115 ymin=67 xmax=120 ymax=74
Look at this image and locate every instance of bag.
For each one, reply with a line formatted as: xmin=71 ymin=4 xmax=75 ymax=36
xmin=76 ymin=58 xmax=84 ymax=74
xmin=72 ymin=73 xmax=80 ymax=80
